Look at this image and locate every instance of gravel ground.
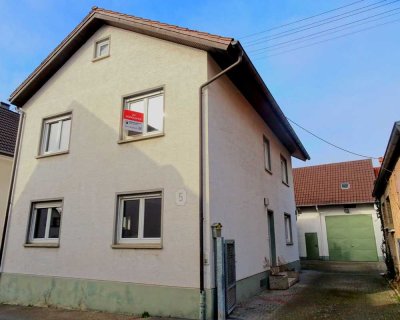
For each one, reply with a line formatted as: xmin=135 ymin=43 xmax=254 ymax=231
xmin=231 ymin=270 xmax=400 ymax=320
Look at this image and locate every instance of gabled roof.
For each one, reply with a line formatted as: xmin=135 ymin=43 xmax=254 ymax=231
xmin=373 ymin=121 xmax=400 ymax=198
xmin=293 ymin=159 xmax=375 ymax=207
xmin=0 ymin=107 xmax=19 ymax=157
xmin=8 ymin=7 xmax=310 ymax=161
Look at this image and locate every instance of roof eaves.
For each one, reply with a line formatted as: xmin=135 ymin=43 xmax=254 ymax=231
xmin=94 ymin=8 xmax=232 ymax=48
xmin=232 ymin=44 xmax=310 ymax=161
xmin=0 ymin=150 xmax=14 ymax=157
xmin=373 ymin=121 xmax=400 ymax=197
xmin=297 ymin=200 xmax=375 ymax=207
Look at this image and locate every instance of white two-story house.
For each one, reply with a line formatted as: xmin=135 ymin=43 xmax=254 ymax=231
xmin=0 ymin=7 xmax=309 ymax=319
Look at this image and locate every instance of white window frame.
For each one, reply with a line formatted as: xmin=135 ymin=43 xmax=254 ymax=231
xmin=263 ymin=136 xmax=272 ymax=172
xmin=122 ymin=90 xmax=164 ymax=140
xmin=284 ymin=213 xmax=293 ymax=245
xmin=94 ymin=37 xmax=110 ymax=59
xmin=28 ymin=201 xmax=62 ymax=244
xmin=40 ymin=114 xmax=72 ymax=155
xmin=116 ymin=192 xmax=162 ymax=245
xmin=281 ymin=156 xmax=289 ymax=185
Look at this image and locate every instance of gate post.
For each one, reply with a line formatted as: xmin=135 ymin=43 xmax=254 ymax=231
xmin=212 ymin=223 xmax=226 ymax=320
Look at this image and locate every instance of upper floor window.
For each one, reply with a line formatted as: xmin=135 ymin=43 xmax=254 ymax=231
xmin=27 ymin=201 xmax=62 ymax=245
xmin=263 ymin=137 xmax=272 ymax=172
xmin=40 ymin=113 xmax=71 ymax=155
xmin=94 ymin=37 xmax=110 ymax=60
xmin=121 ymin=89 xmax=164 ymax=141
xmin=281 ymin=156 xmax=289 ymax=185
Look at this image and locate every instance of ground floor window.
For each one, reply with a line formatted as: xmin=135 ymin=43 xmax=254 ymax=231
xmin=116 ymin=191 xmax=162 ymax=245
xmin=284 ymin=213 xmax=293 ymax=245
xmin=27 ymin=201 xmax=62 ymax=244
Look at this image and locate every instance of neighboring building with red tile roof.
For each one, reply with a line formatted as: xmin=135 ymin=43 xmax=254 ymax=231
xmin=374 ymin=167 xmax=380 ymax=178
xmin=0 ymin=103 xmax=19 ymax=157
xmin=294 ymin=159 xmax=383 ymax=264
xmin=0 ymin=103 xmax=19 ymax=257
xmin=293 ymin=159 xmax=376 ymax=207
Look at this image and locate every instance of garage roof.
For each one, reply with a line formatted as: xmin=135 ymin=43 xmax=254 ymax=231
xmin=294 ymin=159 xmax=376 ymax=206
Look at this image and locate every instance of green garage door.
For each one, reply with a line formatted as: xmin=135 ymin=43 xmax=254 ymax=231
xmin=326 ymin=215 xmax=378 ymax=262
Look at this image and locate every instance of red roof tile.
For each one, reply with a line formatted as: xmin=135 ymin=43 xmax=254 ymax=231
xmin=0 ymin=107 xmax=19 ymax=157
xmin=373 ymin=167 xmax=380 ymax=178
xmin=93 ymin=7 xmax=233 ymax=46
xmin=293 ymin=159 xmax=375 ymax=206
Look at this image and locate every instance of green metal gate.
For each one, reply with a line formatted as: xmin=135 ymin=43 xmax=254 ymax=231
xmin=225 ymin=240 xmax=236 ymax=315
xmin=326 ymin=215 xmax=378 ymax=262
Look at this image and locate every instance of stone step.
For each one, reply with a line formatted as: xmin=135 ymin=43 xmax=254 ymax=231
xmin=288 ymin=277 xmax=297 ymax=287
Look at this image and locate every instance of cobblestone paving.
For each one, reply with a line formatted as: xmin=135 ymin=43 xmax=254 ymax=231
xmin=230 ymin=270 xmax=400 ymax=320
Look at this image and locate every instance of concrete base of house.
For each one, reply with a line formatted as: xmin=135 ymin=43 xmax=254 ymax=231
xmin=0 ymin=273 xmax=212 ymax=319
xmin=0 ymin=261 xmax=300 ymax=319
xmin=236 ymin=271 xmax=269 ymax=303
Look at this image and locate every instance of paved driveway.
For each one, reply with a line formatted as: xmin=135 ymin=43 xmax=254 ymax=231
xmin=231 ymin=270 xmax=400 ymax=320
xmin=0 ymin=270 xmax=398 ymax=319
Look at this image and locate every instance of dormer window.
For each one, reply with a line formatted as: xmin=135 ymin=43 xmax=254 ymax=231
xmin=94 ymin=37 xmax=110 ymax=60
xmin=341 ymin=182 xmax=350 ymax=190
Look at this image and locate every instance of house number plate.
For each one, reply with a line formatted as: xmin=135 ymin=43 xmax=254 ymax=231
xmin=175 ymin=189 xmax=187 ymax=206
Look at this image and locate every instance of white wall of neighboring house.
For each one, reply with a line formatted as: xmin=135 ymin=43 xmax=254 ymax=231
xmin=0 ymin=155 xmax=13 ymax=237
xmin=297 ymin=204 xmax=383 ymax=260
xmin=3 ymin=25 xmax=208 ymax=288
xmin=205 ymin=56 xmax=300 ymax=288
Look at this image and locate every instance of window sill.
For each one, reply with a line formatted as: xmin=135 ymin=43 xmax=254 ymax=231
xmin=92 ymin=54 xmax=110 ymax=62
xmin=282 ymin=181 xmax=290 ymax=187
xmin=36 ymin=150 xmax=69 ymax=159
xmin=111 ymin=243 xmax=162 ymax=249
xmin=24 ymin=243 xmax=59 ymax=248
xmin=118 ymin=132 xmax=164 ymax=144
xmin=265 ymin=168 xmax=272 ymax=175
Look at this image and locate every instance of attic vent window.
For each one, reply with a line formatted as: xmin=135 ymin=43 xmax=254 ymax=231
xmin=341 ymin=182 xmax=350 ymax=190
xmin=94 ymin=37 xmax=110 ymax=60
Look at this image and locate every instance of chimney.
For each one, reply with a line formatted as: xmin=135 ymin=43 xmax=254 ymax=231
xmin=0 ymin=102 xmax=10 ymax=110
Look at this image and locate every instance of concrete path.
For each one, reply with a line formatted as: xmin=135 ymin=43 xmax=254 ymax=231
xmin=231 ymin=270 xmax=400 ymax=320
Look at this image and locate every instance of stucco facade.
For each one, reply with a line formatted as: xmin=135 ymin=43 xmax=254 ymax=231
xmin=2 ymin=25 xmax=205 ymax=318
xmin=297 ymin=204 xmax=383 ymax=261
xmin=205 ymin=57 xmax=300 ymax=293
xmin=1 ymin=10 xmax=308 ymax=319
xmin=378 ymin=158 xmax=400 ymax=275
xmin=373 ymin=122 xmax=400 ymax=278
xmin=0 ymin=155 xmax=13 ymax=238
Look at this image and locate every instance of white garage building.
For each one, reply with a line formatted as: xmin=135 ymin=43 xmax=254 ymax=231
xmin=294 ymin=160 xmax=383 ymax=262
